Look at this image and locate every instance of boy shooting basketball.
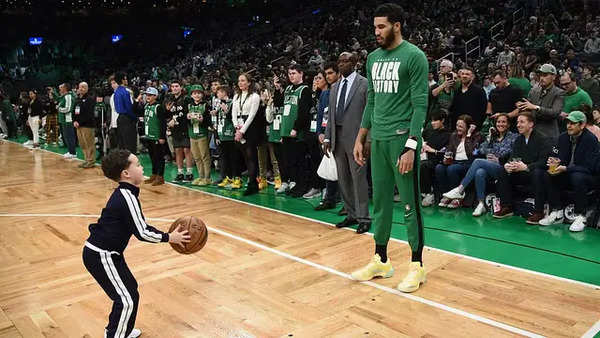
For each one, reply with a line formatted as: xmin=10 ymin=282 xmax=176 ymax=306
xmin=82 ymin=149 xmax=190 ymax=337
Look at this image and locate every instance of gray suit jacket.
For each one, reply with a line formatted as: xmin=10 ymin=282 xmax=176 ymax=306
xmin=528 ymin=85 xmax=564 ymax=141
xmin=325 ymin=74 xmax=368 ymax=152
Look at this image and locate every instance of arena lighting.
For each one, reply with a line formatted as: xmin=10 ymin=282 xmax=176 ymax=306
xmin=28 ymin=37 xmax=43 ymax=45
xmin=312 ymin=8 xmax=321 ymax=15
xmin=183 ymin=30 xmax=192 ymax=38
xmin=111 ymin=34 xmax=123 ymax=43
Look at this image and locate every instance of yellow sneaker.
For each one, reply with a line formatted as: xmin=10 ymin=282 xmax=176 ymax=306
xmin=258 ymin=177 xmax=268 ymax=190
xmin=204 ymin=177 xmax=212 ymax=185
xmin=350 ymin=254 xmax=394 ymax=281
xmin=191 ymin=178 xmax=204 ymax=186
xmin=218 ymin=176 xmax=231 ymax=187
xmin=274 ymin=176 xmax=282 ymax=190
xmin=230 ymin=177 xmax=242 ymax=189
xmin=396 ymin=262 xmax=426 ymax=293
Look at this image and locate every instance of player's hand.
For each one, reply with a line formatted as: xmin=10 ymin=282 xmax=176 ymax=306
xmin=397 ymin=149 xmax=415 ymax=174
xmin=169 ymin=225 xmax=191 ymax=248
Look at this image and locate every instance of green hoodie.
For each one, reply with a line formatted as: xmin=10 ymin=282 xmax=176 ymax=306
xmin=58 ymin=92 xmax=76 ymax=126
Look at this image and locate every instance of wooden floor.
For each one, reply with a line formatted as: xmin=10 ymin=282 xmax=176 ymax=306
xmin=0 ymin=141 xmax=599 ymax=338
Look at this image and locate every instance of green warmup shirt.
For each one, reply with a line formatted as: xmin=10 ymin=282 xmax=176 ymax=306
xmin=57 ymin=92 xmax=76 ymax=126
xmin=361 ymin=40 xmax=429 ymax=141
xmin=267 ymin=106 xmax=283 ymax=143
xmin=563 ymin=87 xmax=592 ymax=114
xmin=215 ymin=99 xmax=235 ymax=142
xmin=281 ymin=84 xmax=309 ymax=139
xmin=144 ymin=103 xmax=165 ymax=141
xmin=188 ymin=101 xmax=210 ymax=139
xmin=508 ymin=77 xmax=532 ymax=97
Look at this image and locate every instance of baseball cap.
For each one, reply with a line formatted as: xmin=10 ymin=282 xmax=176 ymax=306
xmin=145 ymin=87 xmax=158 ymax=96
xmin=190 ymin=84 xmax=204 ymax=92
xmin=537 ymin=64 xmax=557 ymax=75
xmin=566 ymin=111 xmax=587 ymax=123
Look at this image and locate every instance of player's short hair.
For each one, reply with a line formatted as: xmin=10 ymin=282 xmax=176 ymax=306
xmin=374 ymin=3 xmax=404 ymax=25
xmin=101 ymin=149 xmax=132 ymax=182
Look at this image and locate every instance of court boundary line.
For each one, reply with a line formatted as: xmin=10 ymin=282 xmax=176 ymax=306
xmin=582 ymin=320 xmax=600 ymax=338
xmin=0 ymin=212 xmax=544 ymax=337
xmin=3 ymin=139 xmax=600 ymax=290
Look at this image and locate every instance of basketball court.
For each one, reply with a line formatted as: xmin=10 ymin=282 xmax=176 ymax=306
xmin=1 ymin=140 xmax=600 ymax=337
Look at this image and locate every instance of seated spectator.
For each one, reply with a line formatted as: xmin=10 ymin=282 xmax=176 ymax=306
xmin=579 ymin=65 xmax=600 ymax=106
xmin=436 ymin=114 xmax=482 ymax=209
xmin=584 ymin=30 xmax=600 ymax=55
xmin=420 ymin=112 xmax=451 ymax=207
xmin=497 ymin=44 xmax=516 ymax=66
xmin=493 ymin=111 xmax=551 ymax=223
xmin=443 ymin=114 xmax=518 ymax=216
xmin=538 ymin=111 xmax=600 ymax=231
xmin=584 ymin=105 xmax=600 ymax=141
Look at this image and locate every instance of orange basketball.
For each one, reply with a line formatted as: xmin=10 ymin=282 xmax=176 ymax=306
xmin=168 ymin=216 xmax=208 ymax=254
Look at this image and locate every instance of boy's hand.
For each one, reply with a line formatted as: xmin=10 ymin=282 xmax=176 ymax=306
xmin=169 ymin=225 xmax=191 ymax=248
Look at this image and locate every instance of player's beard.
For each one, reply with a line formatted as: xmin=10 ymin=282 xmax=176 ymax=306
xmin=377 ymin=29 xmax=396 ymax=49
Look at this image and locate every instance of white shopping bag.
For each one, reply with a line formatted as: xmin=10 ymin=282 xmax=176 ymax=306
xmin=317 ymin=151 xmax=338 ymax=181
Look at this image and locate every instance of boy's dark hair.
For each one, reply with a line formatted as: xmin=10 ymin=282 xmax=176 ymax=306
xmin=115 ymin=72 xmax=126 ymax=85
xmin=171 ymin=79 xmax=181 ymax=85
xmin=288 ymin=63 xmax=304 ymax=74
xmin=431 ymin=111 xmax=447 ymax=122
xmin=324 ymin=62 xmax=338 ymax=73
xmin=216 ymin=85 xmax=231 ymax=96
xmin=374 ymin=3 xmax=404 ymax=24
xmin=102 ymin=149 xmax=132 ymax=182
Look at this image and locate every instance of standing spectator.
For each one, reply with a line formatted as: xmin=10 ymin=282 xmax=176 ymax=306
xmin=26 ymin=90 xmax=43 ymax=148
xmin=487 ymin=70 xmax=523 ymax=127
xmin=114 ymin=73 xmax=137 ymax=154
xmin=323 ymin=52 xmax=370 ymax=233
xmin=44 ymin=87 xmax=60 ymax=145
xmin=482 ymin=76 xmax=495 ymax=99
xmin=166 ymin=79 xmax=194 ymax=183
xmin=74 ymin=82 xmax=96 ymax=168
xmin=449 ymin=67 xmax=487 ymax=128
xmin=560 ymin=72 xmax=593 ymax=132
xmin=517 ymin=64 xmax=564 ymax=142
xmin=431 ymin=59 xmax=457 ymax=115
xmin=0 ymin=92 xmax=16 ymax=139
xmin=187 ymin=85 xmax=212 ymax=186
xmin=58 ymin=83 xmax=77 ymax=159
xmin=584 ymin=30 xmax=600 ymax=55
xmin=107 ymin=76 xmax=120 ymax=152
xmin=214 ymin=86 xmax=242 ymax=188
xmin=538 ymin=111 xmax=599 ymax=231
xmin=579 ymin=65 xmax=600 ymax=106
xmin=307 ymin=49 xmax=325 ymax=70
xmin=259 ymin=88 xmax=282 ymax=190
xmin=508 ymin=64 xmax=532 ymax=98
xmin=496 ymin=44 xmax=516 ymax=66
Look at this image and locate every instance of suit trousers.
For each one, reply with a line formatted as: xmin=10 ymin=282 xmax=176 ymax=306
xmin=333 ymin=126 xmax=370 ymax=223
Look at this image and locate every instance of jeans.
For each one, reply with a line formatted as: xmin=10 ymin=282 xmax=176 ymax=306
xmin=543 ymin=171 xmax=596 ymax=214
xmin=460 ymin=158 xmax=504 ymax=201
xmin=61 ymin=123 xmax=77 ymax=155
xmin=435 ymin=161 xmax=469 ymax=195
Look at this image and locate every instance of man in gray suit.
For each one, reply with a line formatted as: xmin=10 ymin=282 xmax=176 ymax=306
xmin=323 ymin=52 xmax=371 ymax=234
xmin=517 ymin=63 xmax=564 ymax=141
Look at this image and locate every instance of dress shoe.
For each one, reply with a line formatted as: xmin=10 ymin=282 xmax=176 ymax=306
xmin=314 ymin=201 xmax=336 ymax=211
xmin=336 ymin=217 xmax=358 ymax=228
xmin=356 ymin=222 xmax=371 ymax=234
xmin=337 ymin=207 xmax=347 ymax=216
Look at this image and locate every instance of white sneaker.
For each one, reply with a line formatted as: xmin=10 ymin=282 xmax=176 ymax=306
xmin=569 ymin=215 xmax=587 ymax=232
xmin=0 ymin=133 xmax=6 ymax=139
xmin=472 ymin=201 xmax=486 ymax=217
xmin=303 ymin=188 xmax=321 ymax=199
xmin=422 ymin=193 xmax=434 ymax=207
xmin=438 ymin=197 xmax=450 ymax=208
xmin=68 ymin=153 xmax=77 ymax=159
xmin=539 ymin=210 xmax=564 ymax=226
xmin=128 ymin=328 xmax=142 ymax=338
xmin=443 ymin=187 xmax=465 ymax=200
xmin=289 ymin=181 xmax=296 ymax=190
xmin=24 ymin=140 xmax=33 ymax=146
xmin=276 ymin=182 xmax=289 ymax=194
xmin=62 ymin=152 xmax=71 ymax=159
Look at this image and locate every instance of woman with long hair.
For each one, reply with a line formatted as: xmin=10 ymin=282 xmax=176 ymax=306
xmin=27 ymin=90 xmax=44 ymax=148
xmin=232 ymin=73 xmax=262 ymax=195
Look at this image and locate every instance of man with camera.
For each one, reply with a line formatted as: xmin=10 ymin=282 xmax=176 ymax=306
xmin=431 ymin=59 xmax=457 ymax=116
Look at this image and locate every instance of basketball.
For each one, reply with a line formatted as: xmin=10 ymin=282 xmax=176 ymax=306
xmin=168 ymin=216 xmax=208 ymax=254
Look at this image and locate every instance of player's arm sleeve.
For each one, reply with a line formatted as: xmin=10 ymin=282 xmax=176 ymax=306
xmin=119 ymin=189 xmax=169 ymax=243
xmin=408 ymin=50 xmax=429 ymax=139
xmin=361 ymin=56 xmax=374 ymax=129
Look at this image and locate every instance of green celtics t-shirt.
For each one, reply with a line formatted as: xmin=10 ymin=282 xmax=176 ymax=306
xmin=216 ymin=99 xmax=235 ymax=142
xmin=144 ymin=103 xmax=162 ymax=141
xmin=361 ymin=41 xmax=429 ymax=141
xmin=508 ymin=77 xmax=532 ymax=97
xmin=563 ymin=87 xmax=592 ymax=114
xmin=267 ymin=106 xmax=283 ymax=143
xmin=281 ymin=84 xmax=308 ymax=140
xmin=188 ymin=102 xmax=209 ymax=139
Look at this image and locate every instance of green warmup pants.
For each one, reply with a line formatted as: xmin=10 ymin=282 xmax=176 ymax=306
xmin=371 ymin=135 xmax=424 ymax=256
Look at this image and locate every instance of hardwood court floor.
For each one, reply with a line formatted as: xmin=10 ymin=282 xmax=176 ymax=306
xmin=0 ymin=141 xmax=599 ymax=337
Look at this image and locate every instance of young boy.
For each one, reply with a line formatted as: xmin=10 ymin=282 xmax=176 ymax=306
xmin=83 ymin=149 xmax=190 ymax=337
xmin=214 ymin=86 xmax=242 ymax=188
xmin=187 ymin=85 xmax=212 ymax=186
xmin=166 ymin=80 xmax=193 ymax=183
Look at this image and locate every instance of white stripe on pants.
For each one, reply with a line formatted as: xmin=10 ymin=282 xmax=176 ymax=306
xmin=28 ymin=115 xmax=40 ymax=144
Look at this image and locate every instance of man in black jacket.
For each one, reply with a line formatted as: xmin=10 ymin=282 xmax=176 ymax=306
xmin=449 ymin=67 xmax=487 ymax=128
xmin=537 ymin=111 xmax=600 ymax=231
xmin=493 ymin=111 xmax=551 ymax=223
xmin=74 ymin=82 xmax=97 ymax=168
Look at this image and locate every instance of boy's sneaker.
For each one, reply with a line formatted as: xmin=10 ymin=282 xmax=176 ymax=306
xmin=539 ymin=209 xmax=564 ymax=226
xmin=443 ymin=187 xmax=465 ymax=200
xmin=274 ymin=176 xmax=282 ymax=190
xmin=258 ymin=177 xmax=268 ymax=190
xmin=302 ymin=188 xmax=321 ymax=199
xmin=230 ymin=177 xmax=242 ymax=189
xmin=191 ymin=178 xmax=204 ymax=185
xmin=174 ymin=174 xmax=184 ymax=183
xmin=184 ymin=174 xmax=193 ymax=183
xmin=276 ymin=182 xmax=289 ymax=194
xmin=569 ymin=215 xmax=587 ymax=232
xmin=218 ymin=176 xmax=232 ymax=187
xmin=24 ymin=140 xmax=33 ymax=146
xmin=351 ymin=254 xmax=394 ymax=281
xmin=396 ymin=262 xmax=427 ymax=293
xmin=447 ymin=199 xmax=461 ymax=209
xmin=422 ymin=193 xmax=435 ymax=207
xmin=438 ymin=197 xmax=451 ymax=208
xmin=128 ymin=328 xmax=142 ymax=338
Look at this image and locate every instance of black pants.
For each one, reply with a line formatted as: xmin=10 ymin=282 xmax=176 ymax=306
xmin=144 ymin=139 xmax=166 ymax=176
xmin=83 ymin=246 xmax=138 ymax=338
xmin=281 ymin=137 xmax=308 ymax=185
xmin=237 ymin=141 xmax=258 ymax=186
xmin=117 ymin=114 xmax=137 ymax=154
xmin=419 ymin=159 xmax=437 ymax=194
xmin=543 ymin=170 xmax=595 ymax=214
xmin=221 ymin=141 xmax=241 ymax=178
xmin=305 ymin=132 xmax=324 ymax=190
xmin=497 ymin=168 xmax=545 ymax=211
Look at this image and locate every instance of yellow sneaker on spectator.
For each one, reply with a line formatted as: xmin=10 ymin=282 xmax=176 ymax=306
xmin=350 ymin=254 xmax=394 ymax=281
xmin=218 ymin=176 xmax=231 ymax=187
xmin=258 ymin=177 xmax=268 ymax=190
xmin=191 ymin=178 xmax=204 ymax=186
xmin=396 ymin=262 xmax=426 ymax=293
xmin=230 ymin=177 xmax=242 ymax=189
xmin=203 ymin=178 xmax=212 ymax=185
xmin=274 ymin=176 xmax=282 ymax=190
